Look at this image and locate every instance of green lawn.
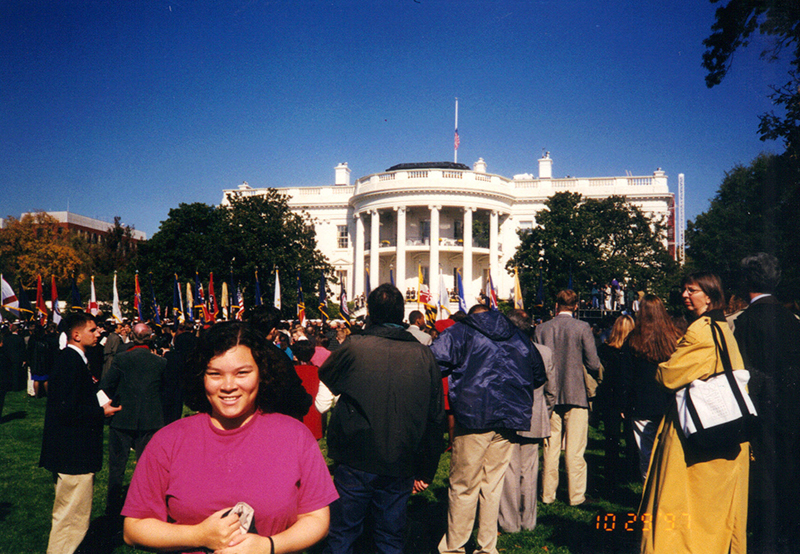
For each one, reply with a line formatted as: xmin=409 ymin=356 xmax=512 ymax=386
xmin=0 ymin=391 xmax=641 ymax=553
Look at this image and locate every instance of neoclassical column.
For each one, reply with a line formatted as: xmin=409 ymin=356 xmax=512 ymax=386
xmin=490 ymin=210 xmax=499 ymax=287
xmin=463 ymin=207 xmax=474 ymax=304
xmin=370 ymin=209 xmax=380 ymax=290
xmin=429 ymin=205 xmax=440 ymax=300
xmin=395 ymin=206 xmax=406 ymax=292
xmin=354 ymin=213 xmax=364 ymax=298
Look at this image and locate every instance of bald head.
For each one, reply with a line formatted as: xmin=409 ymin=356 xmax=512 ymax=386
xmin=131 ymin=324 xmax=153 ymax=345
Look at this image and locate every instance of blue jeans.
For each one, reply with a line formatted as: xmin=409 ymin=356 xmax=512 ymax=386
xmin=324 ymin=464 xmax=413 ymax=554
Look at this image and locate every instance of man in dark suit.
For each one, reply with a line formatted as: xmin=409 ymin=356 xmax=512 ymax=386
xmin=99 ymin=323 xmax=167 ymax=515
xmin=734 ymin=253 xmax=800 ymax=554
xmin=40 ymin=312 xmax=121 ymax=554
xmin=535 ymin=289 xmax=601 ymax=506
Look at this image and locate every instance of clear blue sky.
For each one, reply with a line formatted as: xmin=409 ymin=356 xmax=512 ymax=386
xmin=1 ymin=0 xmax=789 ymax=238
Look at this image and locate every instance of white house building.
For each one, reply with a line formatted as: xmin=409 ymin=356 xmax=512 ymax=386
xmin=221 ymin=154 xmax=675 ymax=312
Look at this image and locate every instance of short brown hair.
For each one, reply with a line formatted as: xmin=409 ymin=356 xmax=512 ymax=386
xmin=683 ymin=272 xmax=727 ymax=312
xmin=556 ymin=289 xmax=578 ymax=310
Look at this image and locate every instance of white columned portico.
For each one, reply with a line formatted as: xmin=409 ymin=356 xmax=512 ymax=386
xmin=395 ymin=207 xmax=406 ymax=291
xmin=429 ymin=205 xmax=440 ymax=299
xmin=370 ymin=210 xmax=380 ymax=291
xmin=463 ymin=207 xmax=473 ymax=305
xmin=354 ymin=213 xmax=364 ymax=298
xmin=490 ymin=210 xmax=499 ymax=288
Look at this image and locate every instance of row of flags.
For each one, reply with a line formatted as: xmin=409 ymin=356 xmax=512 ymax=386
xmin=1 ymin=265 xmax=530 ymax=327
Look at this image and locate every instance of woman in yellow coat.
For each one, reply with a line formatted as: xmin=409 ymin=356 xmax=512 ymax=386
xmin=639 ymin=272 xmax=749 ymax=554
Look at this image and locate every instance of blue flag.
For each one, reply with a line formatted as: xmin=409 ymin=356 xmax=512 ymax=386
xmin=17 ymin=279 xmax=34 ymax=321
xmin=70 ymin=275 xmax=82 ymax=312
xmin=172 ymin=274 xmax=182 ymax=328
xmin=365 ymin=267 xmax=371 ymax=296
xmin=149 ymin=273 xmax=162 ymax=326
xmin=456 ymin=268 xmax=467 ymax=313
xmin=339 ymin=281 xmax=350 ymax=328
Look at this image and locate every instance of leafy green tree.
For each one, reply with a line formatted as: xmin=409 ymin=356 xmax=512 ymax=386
xmin=686 ymin=152 xmax=800 ymax=299
xmin=509 ymin=192 xmax=678 ymax=307
xmin=702 ymin=0 xmax=800 ymax=155
xmin=138 ymin=192 xmax=333 ymax=320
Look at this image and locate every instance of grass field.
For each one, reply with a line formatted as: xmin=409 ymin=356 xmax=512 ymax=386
xmin=0 ymin=390 xmax=642 ymax=553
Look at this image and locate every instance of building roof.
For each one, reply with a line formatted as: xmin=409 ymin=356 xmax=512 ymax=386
xmin=385 ymin=161 xmax=471 ymax=172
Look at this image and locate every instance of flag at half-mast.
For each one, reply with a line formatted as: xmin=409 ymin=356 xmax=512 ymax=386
xmin=318 ymin=270 xmax=328 ymax=324
xmin=51 ymin=275 xmax=62 ymax=325
xmin=36 ymin=275 xmax=48 ymax=324
xmin=88 ymin=276 xmax=99 ymax=316
xmin=134 ymin=272 xmax=143 ymax=322
xmin=296 ymin=271 xmax=306 ymax=325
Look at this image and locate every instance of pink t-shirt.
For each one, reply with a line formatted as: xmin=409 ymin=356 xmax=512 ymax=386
xmin=122 ymin=411 xmax=338 ymax=549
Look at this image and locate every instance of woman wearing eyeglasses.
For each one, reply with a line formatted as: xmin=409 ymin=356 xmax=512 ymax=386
xmin=639 ymin=272 xmax=749 ymax=554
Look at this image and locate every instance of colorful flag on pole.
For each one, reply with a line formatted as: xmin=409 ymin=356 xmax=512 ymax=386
xmin=235 ymin=283 xmax=245 ymax=320
xmin=194 ymin=272 xmax=208 ymax=322
xmin=1 ymin=275 xmax=20 ymax=318
xmin=17 ymin=279 xmax=34 ymax=321
xmin=365 ymin=267 xmax=371 ymax=297
xmin=51 ymin=275 xmax=62 ymax=325
xmin=134 ymin=272 xmax=143 ymax=322
xmin=70 ymin=275 xmax=82 ymax=312
xmin=438 ymin=269 xmax=450 ymax=319
xmin=318 ymin=270 xmax=328 ymax=324
xmin=185 ymin=282 xmax=194 ymax=323
xmin=221 ymin=281 xmax=229 ymax=321
xmin=417 ymin=264 xmax=431 ymax=304
xmin=389 ymin=268 xmax=394 ymax=286
xmin=273 ymin=268 xmax=281 ymax=311
xmin=514 ymin=267 xmax=524 ymax=310
xmin=485 ymin=273 xmax=498 ymax=310
xmin=172 ymin=274 xmax=183 ymax=327
xmin=149 ymin=273 xmax=162 ymax=326
xmin=339 ymin=280 xmax=350 ymax=328
xmin=454 ymin=129 xmax=460 ymax=150
xmin=296 ymin=271 xmax=306 ymax=325
xmin=208 ymin=272 xmax=218 ymax=322
xmin=88 ymin=275 xmax=99 ymax=316
xmin=456 ymin=268 xmax=467 ymax=313
xmin=36 ymin=275 xmax=48 ymax=324
xmin=111 ymin=272 xmax=122 ymax=322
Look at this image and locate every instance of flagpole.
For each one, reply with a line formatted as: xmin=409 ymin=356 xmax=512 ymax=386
xmin=454 ymin=97 xmax=459 ymax=164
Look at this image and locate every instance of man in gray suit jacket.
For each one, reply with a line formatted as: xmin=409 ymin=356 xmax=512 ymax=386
xmin=499 ymin=309 xmax=555 ymax=533
xmin=534 ymin=290 xmax=601 ymax=506
xmin=99 ymin=323 xmax=167 ymax=515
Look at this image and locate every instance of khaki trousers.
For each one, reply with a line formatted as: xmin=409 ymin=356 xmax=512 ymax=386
xmin=542 ymin=406 xmax=588 ymax=505
xmin=438 ymin=426 xmax=514 ymax=554
xmin=47 ymin=472 xmax=94 ymax=554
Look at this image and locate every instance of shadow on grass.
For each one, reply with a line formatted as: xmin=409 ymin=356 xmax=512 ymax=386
xmin=0 ymin=410 xmax=26 ymax=423
xmin=76 ymin=514 xmax=125 ymax=554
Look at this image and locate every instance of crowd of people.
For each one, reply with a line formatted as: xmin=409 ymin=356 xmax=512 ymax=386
xmin=1 ymin=252 xmax=798 ymax=554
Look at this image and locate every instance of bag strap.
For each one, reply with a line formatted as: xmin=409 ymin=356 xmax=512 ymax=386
xmin=709 ymin=320 xmax=750 ymax=417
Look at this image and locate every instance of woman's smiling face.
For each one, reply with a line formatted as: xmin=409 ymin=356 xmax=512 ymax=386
xmin=204 ymin=345 xmax=260 ymax=430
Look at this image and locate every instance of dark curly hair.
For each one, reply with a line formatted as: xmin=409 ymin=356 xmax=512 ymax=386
xmin=184 ymin=321 xmax=311 ymax=420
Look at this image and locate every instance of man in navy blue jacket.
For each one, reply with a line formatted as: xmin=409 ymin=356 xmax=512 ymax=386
xmin=432 ymin=304 xmax=546 ymax=554
xmin=40 ymin=312 xmax=121 ymax=554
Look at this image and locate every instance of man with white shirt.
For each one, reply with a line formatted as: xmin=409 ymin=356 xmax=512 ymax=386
xmin=407 ymin=310 xmax=432 ymax=345
xmin=39 ymin=312 xmax=121 ymax=554
xmin=535 ymin=289 xmax=601 ymax=506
